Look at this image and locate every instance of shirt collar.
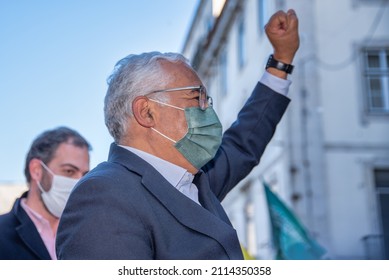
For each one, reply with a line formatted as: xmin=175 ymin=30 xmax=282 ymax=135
xmin=119 ymin=145 xmax=194 ymax=188
xmin=20 ymin=198 xmax=48 ymax=227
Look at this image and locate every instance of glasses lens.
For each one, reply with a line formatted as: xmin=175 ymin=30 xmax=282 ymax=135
xmin=199 ymin=86 xmax=208 ymax=110
xmin=207 ymin=96 xmax=213 ymax=107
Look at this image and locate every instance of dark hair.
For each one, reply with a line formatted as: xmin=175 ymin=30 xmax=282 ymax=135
xmin=24 ymin=126 xmax=91 ymax=182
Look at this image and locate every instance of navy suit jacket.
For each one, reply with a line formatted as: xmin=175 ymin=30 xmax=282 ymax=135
xmin=56 ymin=82 xmax=290 ymax=260
xmin=0 ymin=192 xmax=51 ymax=260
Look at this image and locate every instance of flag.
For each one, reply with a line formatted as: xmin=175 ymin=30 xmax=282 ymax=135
xmin=241 ymin=244 xmax=256 ymax=260
xmin=263 ymin=182 xmax=327 ymax=259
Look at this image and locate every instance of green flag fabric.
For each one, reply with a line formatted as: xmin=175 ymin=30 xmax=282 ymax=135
xmin=263 ymin=182 xmax=327 ymax=260
xmin=240 ymin=245 xmax=256 ymax=260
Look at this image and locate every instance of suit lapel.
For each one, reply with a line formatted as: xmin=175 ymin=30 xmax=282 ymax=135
xmin=194 ymin=171 xmax=231 ymax=223
xmin=13 ymin=197 xmax=51 ymax=260
xmin=194 ymin=171 xmax=243 ymax=258
xmin=141 ymin=172 xmax=242 ymax=259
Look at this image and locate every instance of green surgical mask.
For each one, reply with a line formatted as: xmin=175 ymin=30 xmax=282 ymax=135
xmin=149 ymin=99 xmax=223 ymax=169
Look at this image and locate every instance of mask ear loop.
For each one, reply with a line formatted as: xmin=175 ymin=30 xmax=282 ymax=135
xmin=148 ymin=98 xmax=189 ymax=142
xmin=36 ymin=180 xmax=47 ymax=194
xmin=148 ymin=98 xmax=185 ymax=111
xmin=38 ymin=161 xmax=55 ymax=193
xmin=151 ymin=128 xmax=177 ymax=143
xmin=40 ymin=161 xmax=55 ymax=176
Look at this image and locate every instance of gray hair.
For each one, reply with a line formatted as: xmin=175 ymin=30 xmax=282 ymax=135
xmin=24 ymin=126 xmax=91 ymax=183
xmin=104 ymin=51 xmax=193 ymax=142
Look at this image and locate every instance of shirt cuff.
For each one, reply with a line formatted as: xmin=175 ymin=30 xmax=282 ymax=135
xmin=260 ymin=71 xmax=292 ymax=96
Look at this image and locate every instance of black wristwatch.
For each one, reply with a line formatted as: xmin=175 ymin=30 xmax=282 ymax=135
xmin=266 ymin=54 xmax=294 ymax=74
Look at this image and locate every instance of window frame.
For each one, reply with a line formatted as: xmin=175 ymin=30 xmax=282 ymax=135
xmin=219 ymin=46 xmax=228 ymax=98
xmin=257 ymin=0 xmax=267 ymax=36
xmin=237 ymin=14 xmax=247 ymax=69
xmin=361 ymin=46 xmax=389 ymax=116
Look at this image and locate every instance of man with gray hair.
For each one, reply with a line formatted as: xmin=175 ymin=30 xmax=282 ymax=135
xmin=57 ymin=9 xmax=299 ymax=259
xmin=0 ymin=127 xmax=91 ymax=259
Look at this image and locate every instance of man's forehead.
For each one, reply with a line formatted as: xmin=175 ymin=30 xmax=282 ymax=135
xmin=51 ymin=142 xmax=89 ymax=159
xmin=159 ymin=61 xmax=201 ymax=84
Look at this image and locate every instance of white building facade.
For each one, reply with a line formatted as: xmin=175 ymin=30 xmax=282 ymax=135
xmin=182 ymin=0 xmax=389 ymax=259
xmin=0 ymin=183 xmax=27 ymax=214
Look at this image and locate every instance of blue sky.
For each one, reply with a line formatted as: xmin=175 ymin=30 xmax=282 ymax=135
xmin=0 ymin=0 xmax=199 ymax=183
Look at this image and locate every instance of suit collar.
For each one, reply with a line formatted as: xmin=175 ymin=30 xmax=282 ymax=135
xmin=13 ymin=193 xmax=51 ymax=260
xmin=108 ymin=143 xmax=243 ymax=259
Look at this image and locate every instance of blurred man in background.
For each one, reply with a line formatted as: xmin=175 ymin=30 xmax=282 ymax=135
xmin=0 ymin=126 xmax=91 ymax=259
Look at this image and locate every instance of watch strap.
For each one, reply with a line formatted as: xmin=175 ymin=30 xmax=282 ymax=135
xmin=266 ymin=54 xmax=294 ymax=74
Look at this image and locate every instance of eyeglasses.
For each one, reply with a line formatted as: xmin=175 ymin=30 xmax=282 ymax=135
xmin=148 ymin=85 xmax=213 ymax=110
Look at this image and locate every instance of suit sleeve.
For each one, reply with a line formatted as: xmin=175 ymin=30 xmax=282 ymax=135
xmin=203 ymin=82 xmax=290 ymax=200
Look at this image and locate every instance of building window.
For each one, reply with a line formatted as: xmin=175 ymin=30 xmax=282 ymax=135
xmin=372 ymin=168 xmax=389 ymax=259
xmin=205 ymin=15 xmax=214 ymax=34
xmin=219 ymin=47 xmax=228 ymax=97
xmin=362 ymin=47 xmax=389 ymax=114
xmin=237 ymin=15 xmax=246 ymax=68
xmin=258 ymin=0 xmax=267 ymax=34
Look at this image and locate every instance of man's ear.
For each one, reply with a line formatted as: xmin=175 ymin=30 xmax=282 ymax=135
xmin=132 ymin=96 xmax=155 ymax=128
xmin=29 ymin=158 xmax=43 ymax=182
